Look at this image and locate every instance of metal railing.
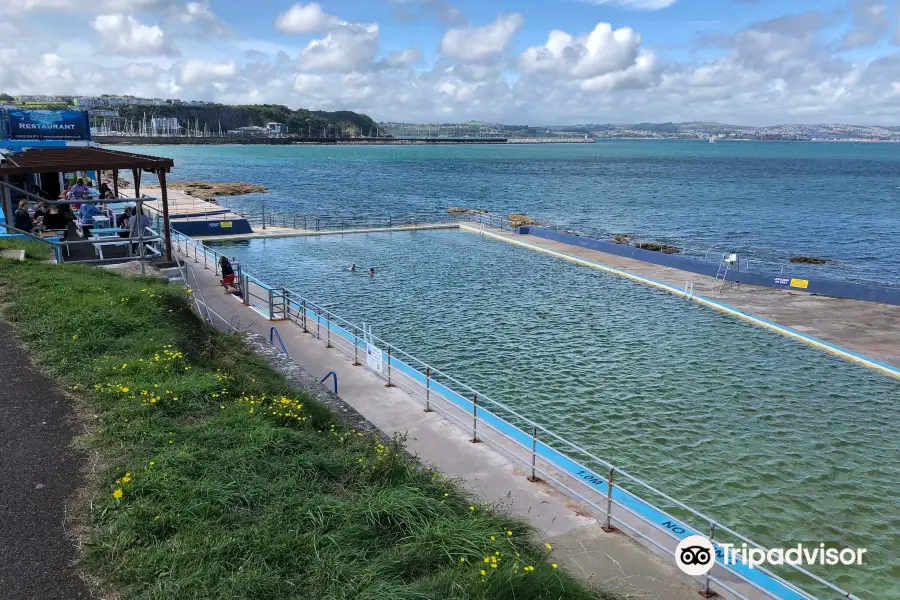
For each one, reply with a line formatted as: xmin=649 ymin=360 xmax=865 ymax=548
xmin=270 ymin=326 xmax=289 ymax=357
xmin=170 ymin=231 xmax=862 ymax=600
xmin=320 ymin=370 xmax=338 ymax=394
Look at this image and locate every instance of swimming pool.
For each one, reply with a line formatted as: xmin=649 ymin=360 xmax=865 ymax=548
xmin=210 ymin=229 xmax=899 ymax=598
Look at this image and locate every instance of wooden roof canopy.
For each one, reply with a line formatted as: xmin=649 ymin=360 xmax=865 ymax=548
xmin=0 ymin=147 xmax=174 ymax=176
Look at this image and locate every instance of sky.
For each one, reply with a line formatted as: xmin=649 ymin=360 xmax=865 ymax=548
xmin=2 ymin=0 xmax=900 ymax=125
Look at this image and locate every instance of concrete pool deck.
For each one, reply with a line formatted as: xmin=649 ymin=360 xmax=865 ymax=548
xmin=178 ymin=256 xmax=717 ymax=600
xmin=461 ymin=223 xmax=900 ymax=374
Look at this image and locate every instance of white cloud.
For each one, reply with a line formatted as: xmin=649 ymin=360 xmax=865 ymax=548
xmin=380 ymin=47 xmax=423 ymax=68
xmin=91 ymin=14 xmax=176 ymax=55
xmin=275 ymin=2 xmax=341 ymax=34
xmin=177 ymin=1 xmax=234 ymax=38
xmin=842 ymin=0 xmax=888 ymax=49
xmin=520 ymin=23 xmax=646 ymax=79
xmin=180 ymin=58 xmax=237 ymax=84
xmin=580 ymin=0 xmax=677 ymax=9
xmin=299 ymin=24 xmax=379 ymax=72
xmin=440 ymin=12 xmax=524 ymax=61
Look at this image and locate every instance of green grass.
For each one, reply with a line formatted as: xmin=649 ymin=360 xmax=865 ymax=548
xmin=0 ymin=236 xmax=54 ymax=260
xmin=0 ymin=258 xmax=621 ymax=600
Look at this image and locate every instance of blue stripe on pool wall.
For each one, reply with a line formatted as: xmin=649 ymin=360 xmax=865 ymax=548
xmin=522 ymin=226 xmax=900 ymax=306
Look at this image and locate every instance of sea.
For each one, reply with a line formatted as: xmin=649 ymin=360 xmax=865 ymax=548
xmin=127 ymin=140 xmax=900 ymax=285
xmin=128 ymin=141 xmax=900 ymax=598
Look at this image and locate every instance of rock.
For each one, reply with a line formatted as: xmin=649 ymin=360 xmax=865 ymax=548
xmin=613 ymin=233 xmax=633 ymax=245
xmin=448 ymin=207 xmax=488 ymax=214
xmin=790 ymin=256 xmax=828 ymax=264
xmin=637 ymin=241 xmax=682 ymax=254
xmin=167 ymin=181 xmax=268 ymax=200
xmin=508 ymin=213 xmax=539 ymax=227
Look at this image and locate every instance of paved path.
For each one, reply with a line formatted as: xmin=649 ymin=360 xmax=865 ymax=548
xmin=0 ymin=321 xmax=90 ymax=600
xmin=179 ymin=254 xmax=722 ymax=600
xmin=463 ymin=224 xmax=900 ymax=370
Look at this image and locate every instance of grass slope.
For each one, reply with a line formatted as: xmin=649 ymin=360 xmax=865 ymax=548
xmin=0 ymin=256 xmax=620 ymax=600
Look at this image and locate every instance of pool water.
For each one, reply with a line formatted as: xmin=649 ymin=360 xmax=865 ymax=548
xmin=211 ymin=229 xmax=899 ymax=598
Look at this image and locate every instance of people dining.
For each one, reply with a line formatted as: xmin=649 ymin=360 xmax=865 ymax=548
xmin=13 ymin=200 xmax=34 ymax=233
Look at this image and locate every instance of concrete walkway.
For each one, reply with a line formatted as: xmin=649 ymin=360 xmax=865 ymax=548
xmin=179 ymin=257 xmax=704 ymax=600
xmin=0 ymin=321 xmax=90 ymax=600
xmin=463 ymin=224 xmax=900 ymax=370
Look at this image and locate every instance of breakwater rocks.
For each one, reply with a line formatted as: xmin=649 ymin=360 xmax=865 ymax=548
xmin=167 ymin=181 xmax=268 ymax=199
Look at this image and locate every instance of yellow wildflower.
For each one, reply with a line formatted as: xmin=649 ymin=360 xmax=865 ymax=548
xmin=490 ymin=563 xmax=497 ymax=569
xmin=552 ymin=564 xmax=558 ymax=569
xmin=480 ymin=570 xmax=486 ymax=577
xmin=545 ymin=543 xmax=552 ymax=550
xmin=483 ymin=557 xmax=489 ymax=564
xmin=469 ymin=506 xmax=475 ymax=511
xmin=507 ymin=531 xmax=513 ymax=536
xmin=121 ymin=475 xmax=132 ymax=484
xmin=490 ymin=536 xmax=495 ymax=541
xmin=112 ymin=488 xmax=123 ymax=499
xmin=459 ymin=557 xmax=465 ymax=563
xmin=122 ymin=387 xmax=129 ymax=393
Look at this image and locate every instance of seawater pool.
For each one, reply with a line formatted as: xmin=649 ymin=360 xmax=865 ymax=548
xmin=210 ymin=229 xmax=899 ymax=598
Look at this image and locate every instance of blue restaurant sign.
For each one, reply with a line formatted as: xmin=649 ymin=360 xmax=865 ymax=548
xmin=1 ymin=109 xmax=91 ymax=141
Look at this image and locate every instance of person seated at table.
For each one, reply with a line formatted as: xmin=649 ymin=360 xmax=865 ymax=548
xmin=79 ymin=201 xmax=100 ymax=225
xmin=13 ymin=200 xmax=34 ymax=233
xmin=99 ymin=182 xmax=112 ymax=199
xmin=41 ymin=205 xmax=68 ymax=231
xmin=32 ymin=201 xmax=48 ymax=224
xmin=219 ymin=256 xmax=239 ymax=293
xmin=118 ymin=207 xmax=133 ymax=238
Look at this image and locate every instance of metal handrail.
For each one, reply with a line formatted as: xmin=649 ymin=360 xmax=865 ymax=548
xmin=171 ymin=230 xmax=862 ymax=600
xmin=320 ymin=370 xmax=338 ymax=394
xmin=269 ymin=326 xmax=289 ymax=357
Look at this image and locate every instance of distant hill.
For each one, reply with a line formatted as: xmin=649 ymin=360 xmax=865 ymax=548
xmin=114 ymin=103 xmax=384 ymax=136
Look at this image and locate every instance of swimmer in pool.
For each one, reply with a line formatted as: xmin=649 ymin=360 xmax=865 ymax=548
xmin=369 ymin=267 xmax=375 ymax=276
xmin=345 ymin=264 xmax=356 ymax=272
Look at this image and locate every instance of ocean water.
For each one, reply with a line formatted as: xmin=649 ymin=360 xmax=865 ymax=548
xmin=126 ymin=141 xmax=900 ymax=285
xmin=210 ymin=230 xmax=900 ymax=599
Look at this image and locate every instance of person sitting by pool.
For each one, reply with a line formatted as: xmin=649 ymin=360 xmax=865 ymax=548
xmin=219 ymin=256 xmax=238 ymax=293
xmin=344 ymin=263 xmax=356 ymax=272
xmin=369 ymin=267 xmax=375 ymax=277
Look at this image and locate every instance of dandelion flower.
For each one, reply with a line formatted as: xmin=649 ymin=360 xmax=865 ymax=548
xmin=121 ymin=475 xmax=132 ymax=483
xmin=545 ymin=543 xmax=553 ymax=550
xmin=469 ymin=506 xmax=475 ymax=511
xmin=483 ymin=557 xmax=489 ymax=563
xmin=122 ymin=387 xmax=129 ymax=393
xmin=155 ymin=515 xmax=160 ymax=520
xmin=149 ymin=461 xmax=155 ymax=466
xmin=459 ymin=557 xmax=465 ymax=563
xmin=112 ymin=488 xmax=123 ymax=499
xmin=490 ymin=536 xmax=495 ymax=541
xmin=480 ymin=570 xmax=486 ymax=577
xmin=507 ymin=531 xmax=513 ymax=536
xmin=72 ymin=335 xmax=78 ymax=340
xmin=552 ymin=563 xmax=558 ymax=569
xmin=444 ymin=493 xmax=449 ymax=497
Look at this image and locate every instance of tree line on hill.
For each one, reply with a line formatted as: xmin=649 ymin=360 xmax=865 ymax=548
xmin=115 ymin=104 xmax=385 ymax=137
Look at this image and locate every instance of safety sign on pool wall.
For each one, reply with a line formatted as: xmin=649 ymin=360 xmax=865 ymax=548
xmin=367 ymin=342 xmax=383 ymax=373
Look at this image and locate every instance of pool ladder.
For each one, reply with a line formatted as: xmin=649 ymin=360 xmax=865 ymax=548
xmin=714 ymin=253 xmax=730 ymax=292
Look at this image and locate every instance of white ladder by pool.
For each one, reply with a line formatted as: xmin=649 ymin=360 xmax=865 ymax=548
xmin=714 ymin=253 xmax=730 ymax=291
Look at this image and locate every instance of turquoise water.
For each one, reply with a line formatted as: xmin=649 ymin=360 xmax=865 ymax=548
xmin=128 ymin=141 xmax=900 ymax=284
xmin=211 ymin=230 xmax=900 ymax=598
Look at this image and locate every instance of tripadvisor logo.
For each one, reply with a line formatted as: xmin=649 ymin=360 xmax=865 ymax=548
xmin=675 ymin=535 xmax=716 ymax=576
xmin=674 ymin=534 xmax=867 ymax=576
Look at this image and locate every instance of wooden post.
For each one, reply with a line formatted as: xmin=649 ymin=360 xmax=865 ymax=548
xmin=132 ymin=168 xmax=141 ymax=198
xmin=158 ymin=170 xmax=172 ymax=261
xmin=112 ymin=169 xmax=118 ymax=198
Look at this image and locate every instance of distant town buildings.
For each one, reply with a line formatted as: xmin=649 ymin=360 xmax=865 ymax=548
xmin=266 ymin=122 xmax=288 ymax=135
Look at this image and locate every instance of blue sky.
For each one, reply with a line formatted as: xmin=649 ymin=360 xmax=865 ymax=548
xmin=3 ymin=0 xmax=900 ymax=124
